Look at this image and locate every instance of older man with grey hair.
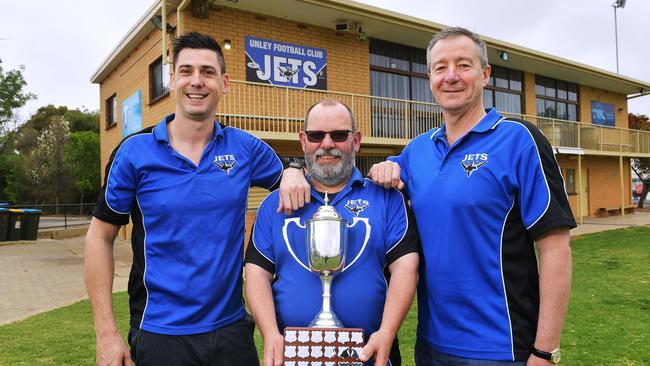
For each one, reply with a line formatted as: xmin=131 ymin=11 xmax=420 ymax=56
xmin=369 ymin=27 xmax=575 ymax=366
xmin=246 ymin=99 xmax=420 ymax=366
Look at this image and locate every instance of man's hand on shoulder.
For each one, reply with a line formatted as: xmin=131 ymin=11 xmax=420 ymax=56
xmin=95 ymin=331 xmax=132 ymax=366
xmin=277 ymin=167 xmax=310 ymax=215
xmin=368 ymin=161 xmax=404 ymax=190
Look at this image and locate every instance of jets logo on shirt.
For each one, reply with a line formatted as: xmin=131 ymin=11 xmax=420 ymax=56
xmin=214 ymin=154 xmax=236 ymax=175
xmin=461 ymin=153 xmax=488 ymax=177
xmin=344 ymin=199 xmax=369 ymax=217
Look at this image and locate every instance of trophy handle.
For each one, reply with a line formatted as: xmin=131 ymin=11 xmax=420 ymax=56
xmin=342 ymin=217 xmax=370 ymax=272
xmin=282 ymin=218 xmax=311 ymax=271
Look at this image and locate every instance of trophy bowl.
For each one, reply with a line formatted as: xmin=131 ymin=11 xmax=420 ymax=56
xmin=306 ymin=218 xmax=347 ymax=274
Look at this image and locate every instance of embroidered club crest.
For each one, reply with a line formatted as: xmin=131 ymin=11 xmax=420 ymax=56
xmin=461 ymin=153 xmax=488 ymax=177
xmin=214 ymin=154 xmax=237 ymax=175
xmin=344 ymin=199 xmax=369 ymax=217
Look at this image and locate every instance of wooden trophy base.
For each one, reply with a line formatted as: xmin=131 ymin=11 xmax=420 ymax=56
xmin=283 ymin=326 xmax=365 ymax=366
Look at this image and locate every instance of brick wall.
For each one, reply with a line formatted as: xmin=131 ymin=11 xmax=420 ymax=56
xmin=579 ymin=86 xmax=628 ymax=128
xmin=556 ymin=155 xmax=632 ymax=218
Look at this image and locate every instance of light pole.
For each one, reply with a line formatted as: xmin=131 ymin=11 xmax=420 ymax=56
xmin=612 ymin=0 xmax=626 ymax=74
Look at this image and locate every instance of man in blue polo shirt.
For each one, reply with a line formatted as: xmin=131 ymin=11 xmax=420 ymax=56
xmin=85 ymin=32 xmax=309 ymax=366
xmin=369 ymin=27 xmax=575 ymax=365
xmin=245 ymin=99 xmax=420 ymax=366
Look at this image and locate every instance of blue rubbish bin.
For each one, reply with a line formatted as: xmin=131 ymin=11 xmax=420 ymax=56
xmin=19 ymin=208 xmax=42 ymax=240
xmin=7 ymin=209 xmax=25 ymax=241
xmin=0 ymin=208 xmax=9 ymax=241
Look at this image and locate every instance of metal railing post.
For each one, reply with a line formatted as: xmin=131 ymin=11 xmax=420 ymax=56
xmin=600 ymin=127 xmax=604 ymax=151
xmin=404 ymin=100 xmax=410 ymax=139
xmin=620 ymin=129 xmax=623 ymax=153
xmin=285 ymin=87 xmax=290 ymax=133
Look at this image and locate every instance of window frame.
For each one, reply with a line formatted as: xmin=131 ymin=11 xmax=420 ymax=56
xmin=149 ymin=57 xmax=170 ymax=104
xmin=369 ymin=38 xmax=430 ymax=101
xmin=105 ymin=94 xmax=117 ymax=130
xmin=565 ymin=168 xmax=577 ymax=194
xmin=483 ymin=65 xmax=524 ymax=114
xmin=535 ymin=75 xmax=580 ymax=121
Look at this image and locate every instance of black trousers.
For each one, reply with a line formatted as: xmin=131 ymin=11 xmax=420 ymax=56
xmin=128 ymin=316 xmax=260 ymax=366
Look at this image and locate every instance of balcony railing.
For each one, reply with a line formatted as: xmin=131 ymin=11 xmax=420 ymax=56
xmin=217 ymin=80 xmax=650 ymax=155
xmin=501 ymin=112 xmax=650 ymax=155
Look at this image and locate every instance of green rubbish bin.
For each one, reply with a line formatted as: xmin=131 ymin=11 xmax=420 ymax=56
xmin=19 ymin=208 xmax=42 ymax=240
xmin=7 ymin=209 xmax=25 ymax=241
xmin=0 ymin=208 xmax=9 ymax=241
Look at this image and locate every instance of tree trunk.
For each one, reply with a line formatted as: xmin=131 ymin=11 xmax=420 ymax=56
xmin=638 ymin=183 xmax=650 ymax=209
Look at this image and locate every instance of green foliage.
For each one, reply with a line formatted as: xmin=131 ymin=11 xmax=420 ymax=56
xmin=629 ymin=113 xmax=650 ymax=206
xmin=1 ymin=228 xmax=649 ymax=365
xmin=22 ymin=104 xmax=99 ymax=134
xmin=0 ymin=64 xmax=36 ymax=159
xmin=27 ymin=116 xmax=71 ymax=204
xmin=1 ymin=105 xmax=101 ymax=203
xmin=0 ymin=64 xmax=36 ymax=124
xmin=65 ymin=131 xmax=100 ymax=202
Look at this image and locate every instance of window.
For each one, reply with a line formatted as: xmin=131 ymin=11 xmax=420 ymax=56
xmin=565 ymin=169 xmax=576 ymax=194
xmin=370 ymin=39 xmax=438 ymax=138
xmin=105 ymin=94 xmax=117 ymax=129
xmin=149 ymin=57 xmax=170 ymax=103
xmin=535 ymin=75 xmax=579 ymax=121
xmin=483 ymin=65 xmax=523 ymax=114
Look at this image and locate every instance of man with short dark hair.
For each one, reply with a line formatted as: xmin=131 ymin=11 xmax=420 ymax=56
xmin=85 ymin=32 xmax=309 ymax=366
xmin=369 ymin=27 xmax=575 ymax=365
xmin=246 ymin=99 xmax=420 ymax=366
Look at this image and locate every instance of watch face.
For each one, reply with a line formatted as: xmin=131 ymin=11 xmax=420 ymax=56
xmin=551 ymin=349 xmax=561 ymax=363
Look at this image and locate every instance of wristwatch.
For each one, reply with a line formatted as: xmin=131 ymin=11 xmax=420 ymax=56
xmin=286 ymin=161 xmax=305 ymax=175
xmin=531 ymin=346 xmax=561 ymax=364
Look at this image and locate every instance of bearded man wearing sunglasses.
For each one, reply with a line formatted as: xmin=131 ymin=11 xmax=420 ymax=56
xmin=245 ymin=99 xmax=420 ymax=366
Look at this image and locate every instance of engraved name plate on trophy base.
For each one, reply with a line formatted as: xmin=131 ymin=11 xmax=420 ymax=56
xmin=283 ymin=326 xmax=365 ymax=366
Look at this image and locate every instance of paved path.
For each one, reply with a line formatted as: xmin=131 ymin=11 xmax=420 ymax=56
xmin=1 ymin=212 xmax=648 ymax=326
xmin=0 ymin=236 xmax=132 ymax=326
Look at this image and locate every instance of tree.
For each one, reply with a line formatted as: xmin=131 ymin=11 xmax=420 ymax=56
xmin=27 ymin=116 xmax=70 ymax=207
xmin=65 ymin=131 xmax=100 ymax=211
xmin=629 ymin=113 xmax=650 ymax=208
xmin=0 ymin=63 xmax=36 ymax=157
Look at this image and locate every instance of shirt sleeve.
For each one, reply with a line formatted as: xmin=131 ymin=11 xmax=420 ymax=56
xmin=244 ymin=193 xmax=277 ymax=274
xmin=248 ymin=133 xmax=283 ymax=190
xmin=516 ymin=124 xmax=576 ymax=239
xmin=384 ymin=188 xmax=420 ymax=265
xmin=92 ymin=141 xmax=136 ymax=226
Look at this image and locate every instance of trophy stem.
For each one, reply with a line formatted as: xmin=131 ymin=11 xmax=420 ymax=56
xmin=321 ymin=273 xmax=333 ymax=313
xmin=309 ymin=272 xmax=343 ymax=328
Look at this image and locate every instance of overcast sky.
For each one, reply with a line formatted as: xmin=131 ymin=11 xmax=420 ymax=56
xmin=1 ymin=0 xmax=649 ymax=120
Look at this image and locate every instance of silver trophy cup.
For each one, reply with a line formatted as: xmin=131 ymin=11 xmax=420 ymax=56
xmin=305 ymin=193 xmax=348 ymax=328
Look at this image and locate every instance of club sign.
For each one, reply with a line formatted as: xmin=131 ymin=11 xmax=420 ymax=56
xmin=245 ymin=36 xmax=327 ymax=90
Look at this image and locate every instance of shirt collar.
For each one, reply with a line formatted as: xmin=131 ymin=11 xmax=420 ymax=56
xmin=153 ymin=113 xmax=225 ymax=143
xmin=430 ymin=108 xmax=504 ymax=142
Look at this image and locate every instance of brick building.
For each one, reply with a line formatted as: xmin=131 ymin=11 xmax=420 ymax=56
xmin=92 ymin=0 xmax=650 ymax=238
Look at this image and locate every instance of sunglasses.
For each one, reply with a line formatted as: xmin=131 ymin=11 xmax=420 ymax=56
xmin=304 ymin=130 xmax=352 ymax=143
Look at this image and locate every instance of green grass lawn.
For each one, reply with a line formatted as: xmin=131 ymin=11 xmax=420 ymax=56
xmin=1 ymin=227 xmax=649 ymax=365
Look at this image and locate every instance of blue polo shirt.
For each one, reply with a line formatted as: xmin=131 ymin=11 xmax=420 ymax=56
xmin=245 ymin=168 xmax=419 ymax=338
xmin=390 ymin=108 xmax=576 ymax=361
xmin=93 ymin=114 xmax=283 ymax=335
